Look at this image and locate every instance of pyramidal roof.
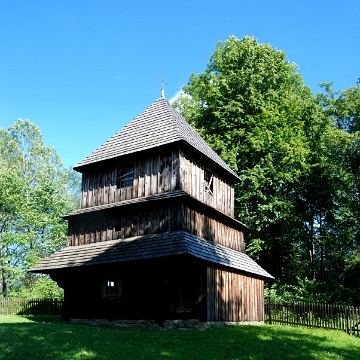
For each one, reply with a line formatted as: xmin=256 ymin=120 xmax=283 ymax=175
xmin=74 ymin=97 xmax=239 ymax=179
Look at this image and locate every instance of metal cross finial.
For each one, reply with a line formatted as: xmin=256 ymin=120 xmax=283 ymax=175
xmin=158 ymin=73 xmax=167 ymax=98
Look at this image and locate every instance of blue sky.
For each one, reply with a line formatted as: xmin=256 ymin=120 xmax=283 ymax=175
xmin=1 ymin=0 xmax=359 ymax=169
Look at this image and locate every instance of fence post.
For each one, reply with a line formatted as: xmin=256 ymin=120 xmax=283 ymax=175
xmin=268 ymin=299 xmax=272 ymax=325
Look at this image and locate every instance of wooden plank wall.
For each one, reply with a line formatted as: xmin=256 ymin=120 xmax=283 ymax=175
xmin=67 ymin=202 xmax=244 ymax=249
xmin=179 ymin=149 xmax=234 ymax=217
xmin=67 ymin=204 xmax=179 ymax=246
xmin=79 ymin=147 xmax=235 ymax=219
xmin=206 ymin=268 xmax=264 ymax=322
xmin=80 ymin=150 xmax=180 ymax=209
xmin=182 ymin=205 xmax=244 ymax=251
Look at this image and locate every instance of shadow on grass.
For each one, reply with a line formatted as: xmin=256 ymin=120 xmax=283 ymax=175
xmin=0 ymin=317 xmax=359 ymax=360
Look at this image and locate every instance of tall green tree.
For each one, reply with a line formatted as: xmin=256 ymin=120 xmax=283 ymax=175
xmin=174 ymin=36 xmax=315 ymax=280
xmin=315 ymin=82 xmax=360 ymax=303
xmin=317 ymin=83 xmax=360 ymax=244
xmin=174 ymin=36 xmax=360 ymax=304
xmin=0 ymin=119 xmax=80 ymax=297
xmin=291 ymin=105 xmax=350 ymax=301
xmin=0 ymin=161 xmax=26 ymax=296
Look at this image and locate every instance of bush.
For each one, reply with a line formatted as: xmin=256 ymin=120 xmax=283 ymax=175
xmin=8 ymin=276 xmax=64 ymax=300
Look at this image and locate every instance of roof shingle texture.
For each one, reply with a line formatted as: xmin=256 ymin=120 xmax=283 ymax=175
xmin=29 ymin=230 xmax=273 ymax=279
xmin=62 ymin=189 xmax=247 ymax=228
xmin=74 ymin=97 xmax=239 ymax=179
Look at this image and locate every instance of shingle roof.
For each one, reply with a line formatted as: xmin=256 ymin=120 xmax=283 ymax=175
xmin=62 ymin=189 xmax=247 ymax=228
xmin=73 ymin=97 xmax=239 ymax=180
xmin=62 ymin=189 xmax=185 ymax=218
xmin=29 ymin=230 xmax=273 ymax=279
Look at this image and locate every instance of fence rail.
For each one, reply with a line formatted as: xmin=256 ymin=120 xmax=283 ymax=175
xmin=0 ymin=298 xmax=64 ymax=316
xmin=1 ymin=297 xmax=359 ymax=337
xmin=265 ymin=300 xmax=360 ymax=336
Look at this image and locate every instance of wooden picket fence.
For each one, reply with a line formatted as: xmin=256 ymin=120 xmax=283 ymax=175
xmin=1 ymin=297 xmax=359 ymax=337
xmin=0 ymin=298 xmax=64 ymax=316
xmin=265 ymin=300 xmax=360 ymax=336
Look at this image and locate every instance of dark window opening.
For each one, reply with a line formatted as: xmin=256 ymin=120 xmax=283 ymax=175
xmin=204 ymin=169 xmax=214 ymax=194
xmin=117 ymin=163 xmax=134 ymax=188
xmin=103 ymin=276 xmax=122 ymax=299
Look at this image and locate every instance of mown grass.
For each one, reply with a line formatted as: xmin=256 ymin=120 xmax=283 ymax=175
xmin=0 ymin=315 xmax=359 ymax=360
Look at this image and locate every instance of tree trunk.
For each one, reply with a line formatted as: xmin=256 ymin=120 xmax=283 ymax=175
xmin=1 ymin=262 xmax=7 ymax=297
xmin=309 ymin=218 xmax=316 ymax=281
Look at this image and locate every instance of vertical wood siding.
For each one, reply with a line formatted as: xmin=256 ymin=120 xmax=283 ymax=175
xmin=79 ymin=147 xmax=235 ymax=217
xmin=206 ymin=268 xmax=264 ymax=322
xmin=66 ymin=145 xmax=266 ymax=323
xmin=179 ymin=149 xmax=234 ymax=217
xmin=67 ymin=202 xmax=244 ymax=249
xmin=80 ymin=150 xmax=181 ymax=209
xmin=180 ymin=204 xmax=244 ymax=251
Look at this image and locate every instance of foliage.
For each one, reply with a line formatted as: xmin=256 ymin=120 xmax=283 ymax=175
xmin=265 ymin=278 xmax=350 ymax=304
xmin=7 ymin=276 xmax=64 ymax=299
xmin=316 ymin=83 xmax=360 ymax=242
xmin=314 ymin=83 xmax=360 ymax=304
xmin=174 ymin=36 xmax=360 ymax=305
xmin=174 ymin=36 xmax=314 ymax=278
xmin=0 ymin=119 xmax=80 ymax=297
xmin=0 ymin=315 xmax=359 ymax=360
xmin=344 ymin=250 xmax=360 ymax=303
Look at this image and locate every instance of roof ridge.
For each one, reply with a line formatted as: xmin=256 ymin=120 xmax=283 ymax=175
xmin=73 ymin=97 xmax=239 ymax=180
xmin=152 ymin=98 xmax=239 ymax=176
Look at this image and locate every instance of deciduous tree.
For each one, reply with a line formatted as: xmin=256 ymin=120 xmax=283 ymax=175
xmin=174 ymin=36 xmax=314 ymax=280
xmin=174 ymin=37 xmax=360 ymax=304
xmin=0 ymin=119 xmax=80 ymax=297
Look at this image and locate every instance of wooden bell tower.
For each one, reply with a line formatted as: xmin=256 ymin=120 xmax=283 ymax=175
xmin=30 ymin=97 xmax=273 ymax=322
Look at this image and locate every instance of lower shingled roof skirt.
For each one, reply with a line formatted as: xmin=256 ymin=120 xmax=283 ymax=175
xmin=29 ymin=231 xmax=273 ymax=280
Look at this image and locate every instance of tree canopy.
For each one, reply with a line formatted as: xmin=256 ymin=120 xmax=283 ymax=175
xmin=1 ymin=36 xmax=359 ymax=305
xmin=0 ymin=119 xmax=80 ymax=297
xmin=174 ymin=36 xmax=360 ymax=305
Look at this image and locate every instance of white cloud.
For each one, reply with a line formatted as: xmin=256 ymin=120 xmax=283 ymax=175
xmin=169 ymin=89 xmax=185 ymax=104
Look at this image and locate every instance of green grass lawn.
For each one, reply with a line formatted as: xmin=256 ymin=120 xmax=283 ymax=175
xmin=0 ymin=315 xmax=359 ymax=360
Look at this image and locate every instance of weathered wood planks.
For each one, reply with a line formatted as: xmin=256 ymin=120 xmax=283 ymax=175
xmin=206 ymin=268 xmax=265 ymax=322
xmin=179 ymin=149 xmax=234 ymax=216
xmin=79 ymin=147 xmax=235 ymax=217
xmin=67 ymin=201 xmax=244 ymax=251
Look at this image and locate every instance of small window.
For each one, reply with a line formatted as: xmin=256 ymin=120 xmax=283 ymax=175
xmin=103 ymin=276 xmax=122 ymax=299
xmin=117 ymin=163 xmax=134 ymax=188
xmin=204 ymin=169 xmax=214 ymax=194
